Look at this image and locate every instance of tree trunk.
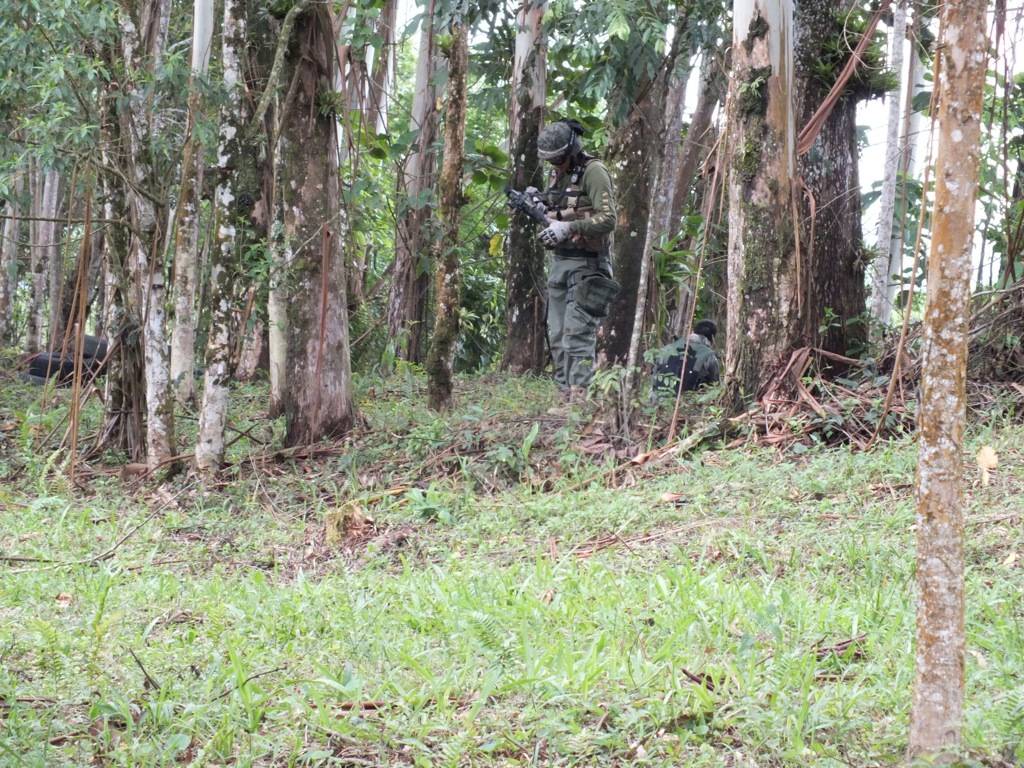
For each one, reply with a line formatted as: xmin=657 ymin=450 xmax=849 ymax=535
xmin=267 ymin=132 xmax=288 ymax=417
xmin=502 ymin=0 xmax=547 ymax=375
xmin=366 ymin=0 xmax=396 ymax=133
xmin=794 ymin=0 xmax=867 ymax=356
xmin=0 ymin=174 xmax=22 ymax=345
xmin=599 ymin=82 xmax=658 ymax=364
xmin=723 ymin=0 xmax=797 ymax=413
xmin=426 ymin=22 xmax=469 ymax=412
xmin=46 ymin=182 xmax=67 ymax=352
xmin=387 ymin=0 xmax=438 ymax=364
xmin=869 ymin=0 xmax=907 ymax=325
xmin=93 ymin=71 xmax=147 ymax=462
xmin=170 ymin=0 xmax=214 ymax=405
xmin=235 ymin=318 xmax=264 ymax=381
xmin=28 ymin=166 xmax=60 ymax=354
xmin=670 ymin=51 xmax=726 ymax=228
xmin=118 ymin=0 xmax=174 ymax=469
xmin=886 ymin=38 xmax=927 ymax=314
xmin=280 ymin=4 xmax=356 ymax=445
xmin=627 ymin=61 xmax=690 ymax=378
xmin=909 ymin=2 xmax=987 ymax=757
xmin=196 ymin=0 xmax=248 ymax=474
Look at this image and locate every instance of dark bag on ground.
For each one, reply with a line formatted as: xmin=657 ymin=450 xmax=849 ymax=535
xmin=20 ymin=335 xmax=109 ymax=386
xmin=573 ymin=272 xmax=621 ymax=318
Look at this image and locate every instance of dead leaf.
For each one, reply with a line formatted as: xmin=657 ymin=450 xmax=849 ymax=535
xmin=55 ymin=593 xmax=73 ymax=606
xmin=659 ymin=492 xmax=685 ymax=504
xmin=977 ymin=445 xmax=998 ymax=487
xmin=1002 ymin=551 xmax=1017 ymax=568
xmin=324 ymin=502 xmax=371 ymax=546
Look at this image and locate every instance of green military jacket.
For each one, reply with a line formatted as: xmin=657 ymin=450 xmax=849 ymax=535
xmin=543 ymin=156 xmax=617 ymax=253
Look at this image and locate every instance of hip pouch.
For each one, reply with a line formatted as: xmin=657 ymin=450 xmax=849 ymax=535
xmin=573 ymin=272 xmax=622 ymax=318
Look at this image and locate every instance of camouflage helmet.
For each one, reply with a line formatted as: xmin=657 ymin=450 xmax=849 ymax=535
xmin=537 ymin=120 xmax=582 ymax=162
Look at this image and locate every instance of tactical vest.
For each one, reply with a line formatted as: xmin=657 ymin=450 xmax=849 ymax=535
xmin=544 ymin=156 xmax=607 ymax=255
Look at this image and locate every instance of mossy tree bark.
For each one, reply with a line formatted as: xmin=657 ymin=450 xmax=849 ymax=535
xmin=599 ymin=78 xmax=659 ymax=364
xmin=118 ymin=0 xmax=174 ymax=469
xmin=600 ymin=22 xmax=690 ymax=365
xmin=794 ymin=0 xmax=868 ymax=357
xmin=502 ymin=0 xmax=548 ymax=375
xmin=196 ymin=0 xmax=249 ymax=475
xmin=723 ymin=0 xmax=798 ymax=414
xmin=426 ymin=22 xmax=469 ymax=412
xmin=280 ymin=3 xmax=356 ymax=445
xmin=387 ymin=0 xmax=438 ymax=365
xmin=93 ymin=75 xmax=146 ymax=462
xmin=910 ymin=1 xmax=987 ymax=757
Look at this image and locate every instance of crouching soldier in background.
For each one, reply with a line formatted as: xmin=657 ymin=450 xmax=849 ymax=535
xmin=653 ymin=319 xmax=720 ymax=396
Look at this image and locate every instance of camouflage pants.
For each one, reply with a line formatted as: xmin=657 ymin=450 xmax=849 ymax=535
xmin=547 ymin=255 xmax=600 ymax=389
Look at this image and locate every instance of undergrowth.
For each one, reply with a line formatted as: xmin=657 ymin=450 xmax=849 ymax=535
xmin=1 ymin=368 xmax=1023 ymax=767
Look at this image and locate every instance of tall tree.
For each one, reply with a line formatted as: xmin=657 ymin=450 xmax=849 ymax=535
xmin=502 ymin=0 xmax=548 ymax=374
xmin=599 ymin=7 xmax=691 ymax=364
xmin=669 ymin=51 xmax=727 ymax=339
xmin=794 ymin=0 xmax=883 ymax=356
xmin=387 ymin=0 xmax=439 ymax=364
xmin=118 ymin=0 xmax=174 ymax=468
xmin=196 ymin=0 xmax=248 ymax=474
xmin=627 ymin=60 xmax=690 ymax=379
xmin=94 ymin=72 xmax=147 ymax=461
xmin=28 ymin=166 xmax=60 ymax=353
xmin=267 ymin=115 xmax=288 ymax=417
xmin=367 ymin=0 xmax=397 ymax=133
xmin=671 ymin=51 xmax=727 ymax=229
xmin=869 ymin=0 xmax=908 ymax=325
xmin=280 ymin=3 xmax=357 ymax=445
xmin=426 ymin=18 xmax=469 ymax=411
xmin=170 ymin=0 xmax=214 ymax=405
xmin=723 ymin=0 xmax=797 ymax=413
xmin=0 ymin=176 xmax=22 ymax=344
xmin=910 ymin=1 xmax=987 ymax=757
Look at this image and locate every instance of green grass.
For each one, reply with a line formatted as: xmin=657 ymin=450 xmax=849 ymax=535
xmin=1 ymin=371 xmax=1023 ymax=766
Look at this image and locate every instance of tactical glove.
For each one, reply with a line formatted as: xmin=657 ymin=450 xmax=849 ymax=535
xmin=539 ymin=219 xmax=573 ymax=247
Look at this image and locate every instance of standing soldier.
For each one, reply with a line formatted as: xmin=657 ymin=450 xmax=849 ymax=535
xmin=532 ymin=119 xmax=619 ymax=399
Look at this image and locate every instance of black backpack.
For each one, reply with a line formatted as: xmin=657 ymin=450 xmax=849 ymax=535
xmin=654 ymin=342 xmax=701 ymax=394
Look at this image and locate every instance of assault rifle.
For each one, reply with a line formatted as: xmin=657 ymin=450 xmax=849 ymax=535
xmin=505 ymin=186 xmax=549 ymax=226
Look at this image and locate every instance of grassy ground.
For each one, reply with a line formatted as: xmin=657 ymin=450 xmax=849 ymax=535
xmin=1 ymin=370 xmax=1023 ymax=767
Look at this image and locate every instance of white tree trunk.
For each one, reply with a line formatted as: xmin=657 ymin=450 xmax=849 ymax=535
xmin=386 ymin=0 xmax=438 ymax=362
xmin=120 ymin=1 xmax=174 ymax=468
xmin=869 ymin=0 xmax=907 ymax=325
xmin=0 ymin=174 xmax=22 ymax=344
xmin=169 ymin=0 xmax=214 ymax=404
xmin=196 ymin=0 xmax=244 ymax=474
xmin=267 ymin=136 xmax=288 ymax=417
xmin=910 ymin=1 xmax=988 ymax=758
xmin=885 ymin=44 xmax=926 ymax=314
